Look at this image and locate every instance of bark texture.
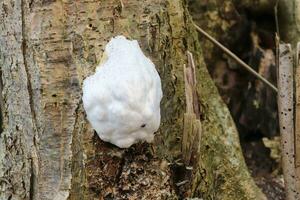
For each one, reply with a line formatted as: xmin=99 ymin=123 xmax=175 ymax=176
xmin=278 ymin=0 xmax=300 ymax=47
xmin=0 ymin=0 xmax=265 ymax=199
xmin=277 ymin=44 xmax=298 ymax=200
xmin=297 ymin=43 xmax=300 ymax=194
xmin=0 ymin=1 xmax=38 ymax=199
xmin=278 ymin=1 xmax=300 ymax=196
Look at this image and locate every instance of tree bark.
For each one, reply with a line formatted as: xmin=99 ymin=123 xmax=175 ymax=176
xmin=278 ymin=0 xmax=300 ymax=47
xmin=296 ymin=42 xmax=300 ymax=195
xmin=277 ymin=44 xmax=298 ymax=200
xmin=278 ymin=0 xmax=300 ymax=196
xmin=0 ymin=0 xmax=265 ymax=199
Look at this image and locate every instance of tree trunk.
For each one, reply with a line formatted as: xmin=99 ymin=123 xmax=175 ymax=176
xmin=0 ymin=0 xmax=265 ymax=199
xmin=278 ymin=0 xmax=300 ymax=196
xmin=278 ymin=0 xmax=300 ymax=47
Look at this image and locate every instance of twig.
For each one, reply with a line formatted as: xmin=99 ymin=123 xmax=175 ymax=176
xmin=192 ymin=22 xmax=278 ymax=93
xmin=175 ymin=180 xmax=189 ymax=187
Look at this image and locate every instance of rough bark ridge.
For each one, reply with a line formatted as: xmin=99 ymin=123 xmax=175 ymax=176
xmin=0 ymin=1 xmax=38 ymax=199
xmin=0 ymin=0 xmax=264 ymax=199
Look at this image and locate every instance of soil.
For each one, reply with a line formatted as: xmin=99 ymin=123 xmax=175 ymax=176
xmin=241 ymin=140 xmax=285 ymax=200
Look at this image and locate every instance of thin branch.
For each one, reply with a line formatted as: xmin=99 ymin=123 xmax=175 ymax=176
xmin=192 ymin=22 xmax=278 ymax=93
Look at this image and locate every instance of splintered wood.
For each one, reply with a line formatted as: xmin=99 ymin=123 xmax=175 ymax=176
xmin=182 ymin=51 xmax=201 ymax=165
xmin=278 ymin=44 xmax=298 ymax=200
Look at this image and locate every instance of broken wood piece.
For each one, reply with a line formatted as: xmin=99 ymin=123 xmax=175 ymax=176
xmin=182 ymin=113 xmax=196 ymax=164
xmin=182 ymin=51 xmax=202 ymax=166
xmin=186 ymin=51 xmax=201 ymax=118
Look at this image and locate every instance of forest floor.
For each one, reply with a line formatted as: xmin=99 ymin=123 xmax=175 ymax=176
xmin=241 ymin=140 xmax=285 ymax=200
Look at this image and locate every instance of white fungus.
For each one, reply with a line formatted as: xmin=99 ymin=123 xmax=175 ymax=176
xmin=82 ymin=35 xmax=163 ymax=148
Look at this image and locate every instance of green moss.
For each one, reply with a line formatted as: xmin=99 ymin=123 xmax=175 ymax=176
xmin=69 ymin=0 xmax=266 ymax=199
